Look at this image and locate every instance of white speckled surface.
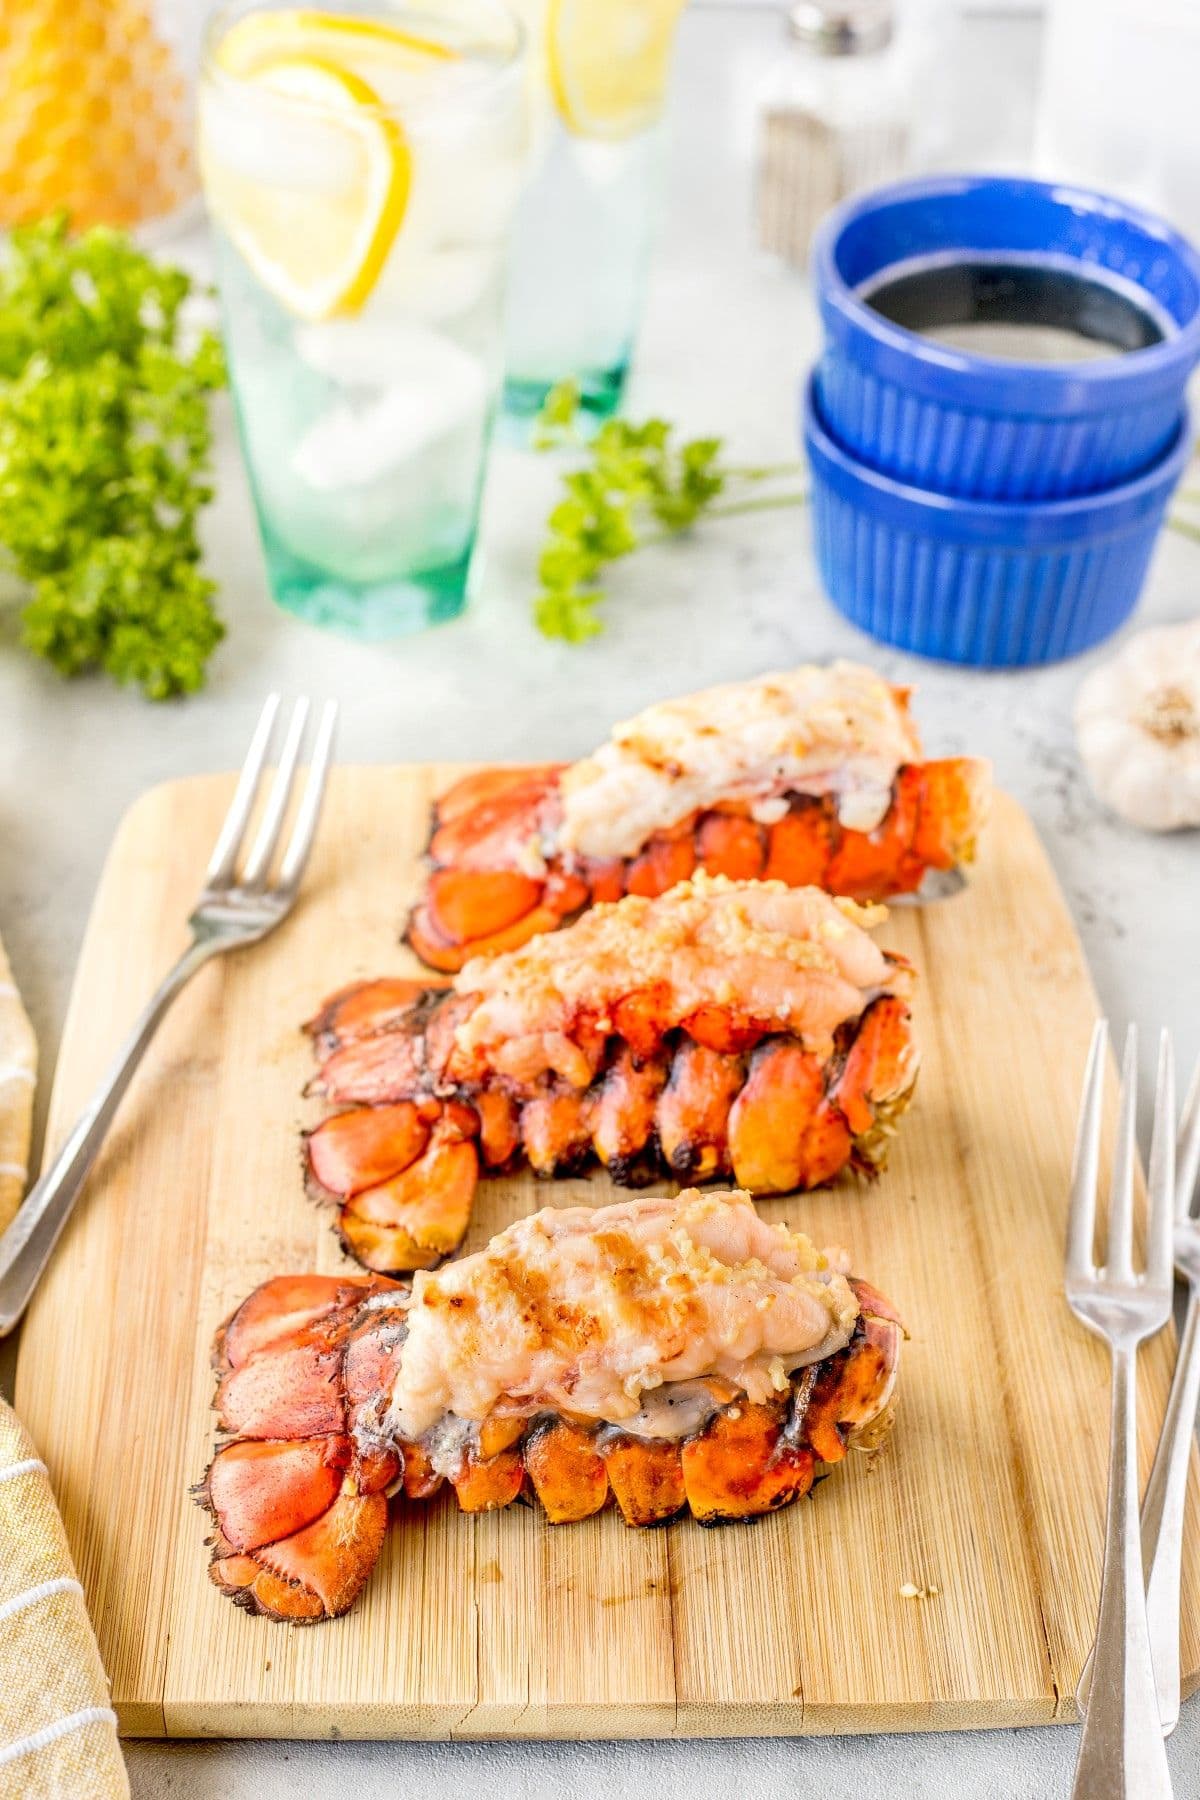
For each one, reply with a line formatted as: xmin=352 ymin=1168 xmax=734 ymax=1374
xmin=2 ymin=5 xmax=1199 ymax=1792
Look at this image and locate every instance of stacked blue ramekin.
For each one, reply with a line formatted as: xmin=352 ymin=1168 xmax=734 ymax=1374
xmin=804 ymin=175 xmax=1200 ymax=666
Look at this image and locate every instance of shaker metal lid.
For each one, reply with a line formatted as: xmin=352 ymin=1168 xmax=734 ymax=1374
xmin=789 ymin=0 xmax=894 ymax=55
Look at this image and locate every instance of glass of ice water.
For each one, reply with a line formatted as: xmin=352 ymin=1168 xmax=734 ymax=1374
xmin=199 ymin=0 xmax=527 ymax=638
xmin=501 ymin=0 xmax=687 ymax=426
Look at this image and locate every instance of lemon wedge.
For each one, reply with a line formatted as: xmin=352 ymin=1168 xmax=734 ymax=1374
xmin=546 ymin=0 xmax=687 ymax=140
xmin=204 ymin=9 xmax=458 ymax=321
xmin=203 ymin=53 xmax=410 ymax=320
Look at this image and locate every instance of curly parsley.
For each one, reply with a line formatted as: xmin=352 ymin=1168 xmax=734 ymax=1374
xmin=0 ymin=215 xmax=226 ymax=699
xmin=532 ymin=381 xmax=806 ymax=643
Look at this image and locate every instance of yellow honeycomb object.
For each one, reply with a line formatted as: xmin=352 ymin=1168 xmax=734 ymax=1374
xmin=0 ymin=0 xmax=197 ymax=229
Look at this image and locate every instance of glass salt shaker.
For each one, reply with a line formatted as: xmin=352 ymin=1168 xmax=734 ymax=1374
xmin=757 ymin=0 xmax=913 ymax=268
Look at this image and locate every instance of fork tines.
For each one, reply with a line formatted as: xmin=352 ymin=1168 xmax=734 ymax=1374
xmin=1068 ymin=1021 xmax=1175 ymax=1294
xmin=205 ymin=694 xmax=338 ymax=899
xmin=1178 ymin=1054 xmax=1200 ymax=1224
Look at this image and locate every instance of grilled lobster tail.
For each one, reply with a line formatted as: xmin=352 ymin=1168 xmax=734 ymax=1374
xmin=403 ymin=664 xmax=991 ymax=971
xmin=198 ymin=1193 xmax=904 ymax=1623
xmin=303 ymin=878 xmax=919 ymax=1274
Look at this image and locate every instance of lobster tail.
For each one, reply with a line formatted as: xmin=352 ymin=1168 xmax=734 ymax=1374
xmin=303 ymin=880 xmax=919 ymax=1275
xmin=197 ymin=1200 xmax=904 ymax=1625
xmin=406 ymin=767 xmax=990 ymax=972
xmin=401 ymin=663 xmax=990 ymax=971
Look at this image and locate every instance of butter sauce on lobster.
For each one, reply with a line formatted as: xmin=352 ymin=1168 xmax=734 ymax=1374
xmin=198 ymin=1189 xmax=903 ymax=1623
xmin=303 ymin=875 xmax=919 ymax=1274
xmin=405 ymin=661 xmax=991 ymax=972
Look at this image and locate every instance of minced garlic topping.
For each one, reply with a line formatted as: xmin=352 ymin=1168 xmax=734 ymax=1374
xmin=386 ymin=1190 xmax=859 ymax=1442
xmin=454 ymin=873 xmax=910 ymax=1069
xmin=555 ymin=661 xmax=922 ymax=862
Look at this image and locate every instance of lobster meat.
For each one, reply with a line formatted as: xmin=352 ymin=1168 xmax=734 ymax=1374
xmin=198 ymin=1189 xmax=903 ymax=1623
xmin=304 ymin=875 xmax=918 ymax=1274
xmin=405 ymin=661 xmax=991 ymax=972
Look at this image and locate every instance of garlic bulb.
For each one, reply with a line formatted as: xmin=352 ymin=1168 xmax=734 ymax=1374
xmin=1074 ymin=620 xmax=1200 ymax=832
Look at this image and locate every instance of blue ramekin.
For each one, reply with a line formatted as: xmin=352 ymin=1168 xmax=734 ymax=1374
xmin=812 ymin=175 xmax=1200 ymax=500
xmin=803 ymin=382 xmax=1190 ymax=667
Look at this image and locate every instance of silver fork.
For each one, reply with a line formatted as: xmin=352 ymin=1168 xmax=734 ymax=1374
xmin=0 ymin=694 xmax=337 ymax=1337
xmin=1076 ymin=1054 xmax=1200 ymax=1734
xmin=1067 ymin=1022 xmax=1176 ymax=1800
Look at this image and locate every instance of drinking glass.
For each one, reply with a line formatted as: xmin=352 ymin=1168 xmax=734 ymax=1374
xmin=199 ymin=0 xmax=527 ymax=638
xmin=501 ymin=0 xmax=687 ymax=425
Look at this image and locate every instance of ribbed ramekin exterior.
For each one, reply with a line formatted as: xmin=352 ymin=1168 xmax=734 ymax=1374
xmin=815 ymin=353 xmax=1180 ymax=501
xmin=808 ymin=476 xmax=1164 ymax=666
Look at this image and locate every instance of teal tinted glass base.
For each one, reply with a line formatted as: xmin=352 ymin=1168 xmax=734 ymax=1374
xmin=500 ymin=358 xmax=629 ymax=437
xmin=262 ymin=530 xmax=472 ymax=641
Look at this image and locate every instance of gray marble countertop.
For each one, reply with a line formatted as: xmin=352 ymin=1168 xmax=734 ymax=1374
xmin=2 ymin=5 xmax=1199 ymax=1794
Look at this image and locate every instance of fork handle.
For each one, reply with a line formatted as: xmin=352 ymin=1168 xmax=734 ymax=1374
xmin=1142 ymin=1288 xmax=1200 ymax=1736
xmin=0 ymin=938 xmax=217 ymax=1337
xmin=1076 ymin=1289 xmax=1200 ymax=1733
xmin=1072 ymin=1344 xmax=1174 ymax=1799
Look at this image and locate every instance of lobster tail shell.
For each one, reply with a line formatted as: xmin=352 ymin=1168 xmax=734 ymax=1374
xmin=201 ymin=1274 xmax=401 ymax=1622
xmin=404 ymin=756 xmax=990 ymax=973
xmin=198 ymin=1266 xmax=903 ymax=1623
xmin=301 ymin=952 xmax=918 ymax=1276
xmin=302 ymin=989 xmax=916 ymax=1275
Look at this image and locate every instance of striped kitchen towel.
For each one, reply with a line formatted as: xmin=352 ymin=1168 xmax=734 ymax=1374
xmin=0 ymin=936 xmax=128 ymax=1798
xmin=0 ymin=1411 xmax=129 ymax=1792
xmin=0 ymin=1405 xmax=129 ymax=1798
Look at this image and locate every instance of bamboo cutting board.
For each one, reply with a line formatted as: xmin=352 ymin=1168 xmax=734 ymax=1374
xmin=13 ymin=769 xmax=1200 ymax=1739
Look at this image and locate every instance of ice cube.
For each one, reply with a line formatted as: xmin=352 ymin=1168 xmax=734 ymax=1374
xmin=294 ymin=314 xmax=491 ymax=382
xmin=295 ymin=319 xmax=415 ymax=384
xmin=200 ymin=85 xmax=362 ymax=192
xmin=369 ymin=242 xmax=499 ymax=324
xmin=290 ymin=327 xmax=488 ymax=489
xmin=572 ymin=136 xmax=646 ymax=189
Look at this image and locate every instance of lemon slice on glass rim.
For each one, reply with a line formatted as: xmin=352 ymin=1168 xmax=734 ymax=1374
xmin=546 ymin=0 xmax=688 ymax=140
xmin=205 ymin=10 xmax=454 ymax=322
xmin=217 ymin=7 xmax=457 ymax=78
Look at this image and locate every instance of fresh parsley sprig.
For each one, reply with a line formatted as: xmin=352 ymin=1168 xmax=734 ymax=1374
xmin=0 ymin=215 xmax=226 ymax=699
xmin=532 ymin=381 xmax=806 ymax=642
